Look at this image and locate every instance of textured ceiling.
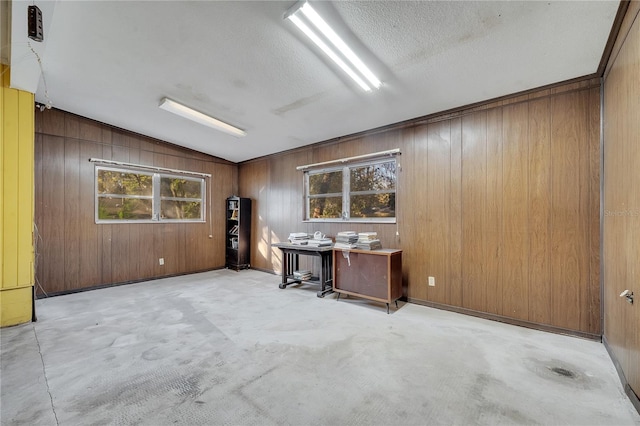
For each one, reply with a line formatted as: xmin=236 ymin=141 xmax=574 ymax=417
xmin=10 ymin=1 xmax=618 ymax=163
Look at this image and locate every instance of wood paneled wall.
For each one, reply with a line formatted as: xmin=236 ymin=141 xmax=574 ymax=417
xmin=240 ymin=78 xmax=601 ymax=335
xmin=34 ymin=109 xmax=237 ymax=295
xmin=603 ymin=0 xmax=640 ymax=407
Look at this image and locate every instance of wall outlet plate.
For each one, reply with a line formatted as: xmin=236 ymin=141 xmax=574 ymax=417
xmin=159 ymin=258 xmax=164 ymax=265
xmin=428 ymin=276 xmax=435 ymax=287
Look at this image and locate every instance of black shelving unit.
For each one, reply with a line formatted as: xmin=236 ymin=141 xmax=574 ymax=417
xmin=226 ymin=196 xmax=251 ymax=271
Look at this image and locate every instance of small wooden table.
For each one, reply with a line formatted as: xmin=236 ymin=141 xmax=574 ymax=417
xmin=272 ymin=243 xmax=334 ymax=298
xmin=333 ymin=248 xmax=403 ymax=313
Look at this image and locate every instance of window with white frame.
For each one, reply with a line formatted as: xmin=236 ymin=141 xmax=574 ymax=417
xmin=304 ymin=158 xmax=396 ymax=222
xmin=96 ymin=166 xmax=205 ymax=223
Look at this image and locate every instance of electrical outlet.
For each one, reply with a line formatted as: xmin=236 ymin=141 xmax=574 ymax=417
xmin=428 ymin=276 xmax=435 ymax=287
xmin=159 ymin=258 xmax=164 ymax=266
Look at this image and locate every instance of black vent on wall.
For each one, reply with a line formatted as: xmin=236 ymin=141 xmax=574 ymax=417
xmin=28 ymin=5 xmax=44 ymax=42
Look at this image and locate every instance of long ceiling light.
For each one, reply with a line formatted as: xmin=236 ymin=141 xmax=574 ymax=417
xmin=158 ymin=98 xmax=246 ymax=137
xmin=285 ymin=1 xmax=381 ymax=91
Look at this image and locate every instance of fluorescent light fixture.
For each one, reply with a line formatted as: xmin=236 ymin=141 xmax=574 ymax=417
xmin=288 ymin=15 xmax=370 ymax=91
xmin=158 ymin=97 xmax=246 ymax=137
xmin=286 ymin=1 xmax=381 ymax=91
xmin=299 ymin=3 xmax=381 ymax=89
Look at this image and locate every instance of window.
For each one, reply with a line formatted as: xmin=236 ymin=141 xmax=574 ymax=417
xmin=159 ymin=176 xmax=204 ymax=220
xmin=96 ymin=166 xmax=205 ymax=223
xmin=304 ymin=158 xmax=396 ymax=222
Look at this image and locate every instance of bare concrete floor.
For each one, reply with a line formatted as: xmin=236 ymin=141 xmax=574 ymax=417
xmin=1 ymin=269 xmax=639 ymax=425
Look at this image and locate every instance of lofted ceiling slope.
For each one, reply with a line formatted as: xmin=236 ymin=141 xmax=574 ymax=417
xmin=10 ymin=1 xmax=618 ymax=162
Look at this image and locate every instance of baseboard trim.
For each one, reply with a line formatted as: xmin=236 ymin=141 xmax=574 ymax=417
xmin=35 ymin=266 xmax=226 ymax=299
xmin=406 ymin=298 xmax=601 ymax=341
xmin=603 ymin=336 xmax=640 ymax=415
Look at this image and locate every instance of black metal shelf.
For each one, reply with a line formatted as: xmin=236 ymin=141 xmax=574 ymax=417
xmin=225 ymin=196 xmax=251 ymax=271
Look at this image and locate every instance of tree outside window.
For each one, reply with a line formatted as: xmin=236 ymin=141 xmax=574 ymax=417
xmin=304 ymin=158 xmax=396 ymax=222
xmin=96 ymin=167 xmax=205 ymax=223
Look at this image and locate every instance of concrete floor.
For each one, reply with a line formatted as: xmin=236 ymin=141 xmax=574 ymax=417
xmin=1 ymin=269 xmax=639 ymax=426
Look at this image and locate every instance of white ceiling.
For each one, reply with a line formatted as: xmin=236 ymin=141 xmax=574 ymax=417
xmin=10 ymin=1 xmax=618 ymax=163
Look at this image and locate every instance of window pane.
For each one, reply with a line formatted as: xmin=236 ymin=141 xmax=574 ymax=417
xmin=350 ymin=161 xmax=396 ymax=192
xmin=309 ymin=197 xmax=342 ymax=219
xmin=161 ymin=200 xmax=202 ymax=220
xmin=309 ymin=170 xmax=343 ymax=195
xmin=98 ymin=197 xmax=153 ymax=220
xmin=160 ymin=177 xmax=202 ymax=199
xmin=350 ymin=193 xmax=395 ymax=218
xmin=98 ymin=170 xmax=152 ymax=196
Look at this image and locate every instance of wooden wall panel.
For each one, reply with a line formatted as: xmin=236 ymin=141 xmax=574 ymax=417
xmin=239 ymin=160 xmax=271 ymax=271
xmin=426 ymin=121 xmax=451 ymax=305
xmin=63 ymin=138 xmax=80 ymax=292
xmin=34 ymin=110 xmax=235 ymax=295
xmin=449 ymin=118 xmax=463 ymax=307
xmin=396 ymin=128 xmax=415 ymax=299
xmin=603 ymin=1 xmax=640 ymax=403
xmin=213 ymin=162 xmax=235 ymax=266
xmin=461 ymin=112 xmax=487 ymax=312
xmin=485 ymin=108 xmax=503 ymax=315
xmin=408 ymin=126 xmax=428 ymax=300
xmin=550 ymin=91 xmax=588 ymax=331
xmin=267 ymin=154 xmax=288 ymax=274
xmin=528 ymin=97 xmax=552 ymax=325
xmin=239 ymin=79 xmax=601 ymax=335
xmin=39 ymin=135 xmax=65 ymax=293
xmin=502 ymin=102 xmax=529 ymax=321
xmin=587 ymin=87 xmax=601 ymax=334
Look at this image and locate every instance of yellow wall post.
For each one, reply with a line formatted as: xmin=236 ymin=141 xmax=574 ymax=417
xmin=0 ymin=64 xmax=35 ymax=326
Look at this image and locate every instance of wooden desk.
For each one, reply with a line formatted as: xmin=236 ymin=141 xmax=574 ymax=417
xmin=333 ymin=248 xmax=403 ymax=313
xmin=272 ymin=243 xmax=334 ymax=298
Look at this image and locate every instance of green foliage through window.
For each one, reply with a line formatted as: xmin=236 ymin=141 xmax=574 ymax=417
xmin=96 ymin=167 xmax=205 ymax=223
xmin=304 ymin=158 xmax=396 ymax=222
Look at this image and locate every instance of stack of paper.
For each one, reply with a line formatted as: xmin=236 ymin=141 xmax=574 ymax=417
xmin=307 ymin=238 xmax=333 ymax=247
xmin=357 ymin=232 xmax=377 ymax=241
xmin=355 ymin=232 xmax=382 ymax=250
xmin=334 ymin=231 xmax=358 ymax=249
xmin=288 ymin=233 xmax=310 ymax=245
xmin=293 ymin=270 xmax=312 ymax=280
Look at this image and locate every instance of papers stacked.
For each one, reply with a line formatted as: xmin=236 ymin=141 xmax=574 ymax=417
xmin=293 ymin=270 xmax=312 ymax=280
xmin=334 ymin=231 xmax=358 ymax=249
xmin=288 ymin=232 xmax=310 ymax=245
xmin=355 ymin=232 xmax=382 ymax=250
xmin=307 ymin=238 xmax=333 ymax=247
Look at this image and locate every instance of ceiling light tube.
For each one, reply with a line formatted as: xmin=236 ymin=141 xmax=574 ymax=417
xmin=299 ymin=3 xmax=381 ymax=89
xmin=288 ymin=14 xmax=371 ymax=91
xmin=158 ymin=98 xmax=246 ymax=137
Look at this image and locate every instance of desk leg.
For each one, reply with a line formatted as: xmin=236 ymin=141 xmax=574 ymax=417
xmin=316 ymin=252 xmax=334 ymax=298
xmin=279 ymin=252 xmax=301 ymax=289
xmin=279 ymin=250 xmax=288 ymax=289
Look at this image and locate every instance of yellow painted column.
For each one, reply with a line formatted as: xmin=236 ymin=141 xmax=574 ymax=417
xmin=0 ymin=64 xmax=35 ymax=326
